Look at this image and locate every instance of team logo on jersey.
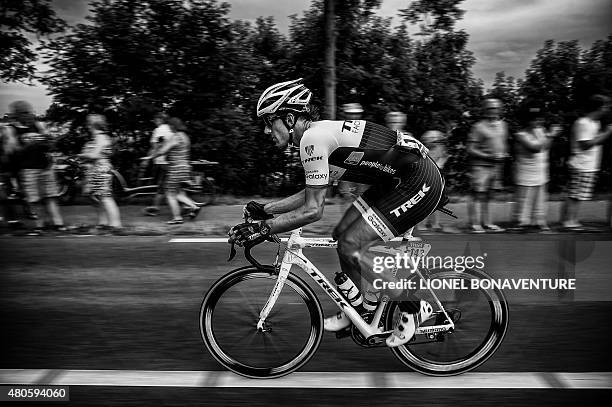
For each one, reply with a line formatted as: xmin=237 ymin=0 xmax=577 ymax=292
xmin=344 ymin=151 xmax=364 ymax=165
xmin=342 ymin=120 xmax=363 ymax=134
xmin=305 ymin=145 xmax=315 ymax=156
xmin=302 ymin=155 xmax=323 ymax=164
xmin=359 ymin=161 xmax=397 ymax=175
xmin=389 ymin=183 xmax=431 ymax=217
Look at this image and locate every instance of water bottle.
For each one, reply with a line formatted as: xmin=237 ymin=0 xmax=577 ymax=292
xmin=334 ymin=272 xmax=363 ymax=308
xmin=362 ymin=288 xmax=380 ymax=313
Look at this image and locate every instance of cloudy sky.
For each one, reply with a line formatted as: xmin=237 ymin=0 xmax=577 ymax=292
xmin=1 ymin=0 xmax=611 ymax=114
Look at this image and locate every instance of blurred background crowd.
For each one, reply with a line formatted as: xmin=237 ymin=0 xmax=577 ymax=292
xmin=1 ymin=0 xmax=611 ymax=233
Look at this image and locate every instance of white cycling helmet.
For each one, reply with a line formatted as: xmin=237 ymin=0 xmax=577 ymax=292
xmin=256 ymin=78 xmax=312 ymax=117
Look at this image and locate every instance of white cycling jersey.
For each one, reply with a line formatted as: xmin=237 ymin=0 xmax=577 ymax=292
xmin=299 ymin=120 xmax=427 ymax=187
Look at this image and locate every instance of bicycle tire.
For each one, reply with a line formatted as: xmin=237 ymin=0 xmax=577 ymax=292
xmin=386 ymin=268 xmax=509 ymax=376
xmin=200 ymin=266 xmax=323 ymax=378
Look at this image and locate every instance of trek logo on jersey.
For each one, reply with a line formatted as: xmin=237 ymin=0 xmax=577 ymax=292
xmin=389 ymin=183 xmax=431 ymax=217
xmin=342 ymin=120 xmax=363 ymax=134
xmin=344 ymin=151 xmax=364 ymax=165
xmin=305 ymin=145 xmax=315 ymax=156
xmin=359 ymin=161 xmax=396 ymax=175
xmin=302 ymin=155 xmax=323 ymax=164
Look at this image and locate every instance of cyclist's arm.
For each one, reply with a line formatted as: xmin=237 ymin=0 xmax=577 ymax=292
xmin=264 ymin=189 xmax=306 ymax=214
xmin=263 ymin=186 xmax=326 ymax=234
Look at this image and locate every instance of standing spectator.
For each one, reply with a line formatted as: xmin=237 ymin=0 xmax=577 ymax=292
xmin=144 ymin=117 xmax=200 ymax=224
xmin=417 ymin=130 xmax=458 ymax=233
xmin=466 ymin=98 xmax=509 ymax=233
xmin=79 ymin=114 xmax=122 ymax=231
xmin=561 ymin=95 xmax=612 ymax=230
xmin=143 ymin=112 xmax=171 ymax=216
xmin=0 ymin=123 xmax=19 ymax=225
xmin=384 ymin=111 xmax=422 ymax=240
xmin=337 ymin=103 xmax=368 ymax=201
xmin=7 ymin=101 xmax=65 ymax=235
xmin=385 ymin=111 xmax=409 ymax=134
xmin=512 ymin=106 xmax=561 ymax=232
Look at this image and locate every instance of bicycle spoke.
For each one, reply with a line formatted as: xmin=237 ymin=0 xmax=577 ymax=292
xmin=262 ymin=332 xmax=284 ymax=359
xmin=236 ymin=286 xmax=263 ymax=319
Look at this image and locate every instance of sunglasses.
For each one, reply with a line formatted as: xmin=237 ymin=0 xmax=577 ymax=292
xmin=262 ymin=114 xmax=282 ymax=128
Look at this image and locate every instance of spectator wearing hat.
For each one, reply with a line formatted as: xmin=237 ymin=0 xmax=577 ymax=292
xmin=417 ymin=129 xmax=459 ymax=233
xmin=385 ymin=111 xmax=409 ymax=134
xmin=384 ymin=111 xmax=422 ymax=240
xmin=512 ymin=106 xmax=561 ymax=232
xmin=466 ymin=98 xmax=509 ymax=233
xmin=337 ymin=103 xmax=368 ymax=202
xmin=561 ymin=94 xmax=612 ymax=230
xmin=6 ymin=101 xmax=65 ymax=234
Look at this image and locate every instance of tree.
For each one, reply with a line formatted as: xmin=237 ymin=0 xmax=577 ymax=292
xmin=573 ymin=35 xmax=612 ymax=109
xmin=41 ymin=0 xmax=294 ymax=194
xmin=520 ymin=40 xmax=581 ymax=120
xmin=0 ymin=0 xmax=65 ymax=82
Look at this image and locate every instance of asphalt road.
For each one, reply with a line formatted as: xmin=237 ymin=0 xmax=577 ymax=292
xmin=1 ymin=236 xmax=611 ymax=405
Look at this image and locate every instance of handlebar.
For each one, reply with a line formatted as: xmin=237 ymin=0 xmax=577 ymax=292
xmin=228 ymin=233 xmax=279 ymax=269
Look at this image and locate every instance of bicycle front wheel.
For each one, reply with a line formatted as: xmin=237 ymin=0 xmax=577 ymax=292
xmin=387 ymin=268 xmax=509 ymax=376
xmin=200 ymin=266 xmax=323 ymax=378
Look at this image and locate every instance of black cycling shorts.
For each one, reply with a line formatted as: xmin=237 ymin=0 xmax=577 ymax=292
xmin=353 ymin=155 xmax=445 ymax=241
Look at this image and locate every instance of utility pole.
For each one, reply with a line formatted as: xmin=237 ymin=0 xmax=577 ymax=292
xmin=324 ymin=0 xmax=336 ymax=119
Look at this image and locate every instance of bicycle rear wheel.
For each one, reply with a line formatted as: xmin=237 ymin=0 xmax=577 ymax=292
xmin=387 ymin=268 xmax=509 ymax=376
xmin=200 ymin=266 xmax=323 ymax=378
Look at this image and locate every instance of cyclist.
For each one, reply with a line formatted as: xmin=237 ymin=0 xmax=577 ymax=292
xmin=229 ymin=79 xmax=445 ymax=347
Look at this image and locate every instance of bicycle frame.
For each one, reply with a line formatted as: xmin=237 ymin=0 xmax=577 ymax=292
xmin=257 ymin=228 xmax=455 ymax=341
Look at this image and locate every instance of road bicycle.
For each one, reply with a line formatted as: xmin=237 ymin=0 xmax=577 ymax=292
xmin=53 ymin=155 xmax=218 ymax=206
xmin=199 ymin=227 xmax=509 ymax=379
xmin=112 ymin=159 xmax=218 ymax=206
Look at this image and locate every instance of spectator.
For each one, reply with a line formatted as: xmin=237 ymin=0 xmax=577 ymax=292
xmin=561 ymin=95 xmax=612 ymax=230
xmin=511 ymin=106 xmax=561 ymax=232
xmin=144 ymin=117 xmax=200 ymax=224
xmin=337 ymin=103 xmax=368 ymax=201
xmin=0 ymin=123 xmax=19 ymax=225
xmin=466 ymin=98 xmax=509 ymax=233
xmin=6 ymin=101 xmax=65 ymax=235
xmin=384 ymin=111 xmax=421 ymax=240
xmin=417 ymin=130 xmax=458 ymax=233
xmin=385 ymin=111 xmax=409 ymax=134
xmin=79 ymin=114 xmax=122 ymax=231
xmin=143 ymin=112 xmax=171 ymax=216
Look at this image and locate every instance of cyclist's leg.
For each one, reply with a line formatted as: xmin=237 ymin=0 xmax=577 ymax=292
xmin=332 ymin=203 xmax=361 ymax=240
xmin=358 ymin=156 xmax=444 ymax=345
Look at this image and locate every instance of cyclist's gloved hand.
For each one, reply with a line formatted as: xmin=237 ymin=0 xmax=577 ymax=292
xmin=243 ymin=201 xmax=273 ymax=220
xmin=228 ymin=221 xmax=271 ymax=246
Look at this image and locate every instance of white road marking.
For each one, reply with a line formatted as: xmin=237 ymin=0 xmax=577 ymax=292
xmin=0 ymin=370 xmax=610 ymax=389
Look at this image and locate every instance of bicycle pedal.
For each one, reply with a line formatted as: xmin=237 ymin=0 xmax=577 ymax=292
xmin=335 ymin=326 xmax=352 ymax=339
